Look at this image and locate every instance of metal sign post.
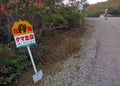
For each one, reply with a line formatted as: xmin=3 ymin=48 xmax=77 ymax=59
xmin=27 ymin=46 xmax=37 ymax=73
xmin=79 ymin=3 xmax=83 ymax=12
xmin=78 ymin=1 xmax=84 ymax=28
xmin=79 ymin=2 xmax=84 ymax=27
xmin=27 ymin=46 xmax=43 ymax=84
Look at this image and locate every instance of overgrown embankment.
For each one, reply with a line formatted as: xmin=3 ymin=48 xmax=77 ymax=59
xmin=0 ymin=0 xmax=87 ymax=86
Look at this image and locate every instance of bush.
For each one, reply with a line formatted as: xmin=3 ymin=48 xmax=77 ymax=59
xmin=0 ymin=44 xmax=29 ymax=86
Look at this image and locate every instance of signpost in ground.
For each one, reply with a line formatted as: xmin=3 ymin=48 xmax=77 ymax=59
xmin=78 ymin=2 xmax=84 ymax=28
xmin=12 ymin=20 xmax=43 ymax=84
xmin=79 ymin=3 xmax=83 ymax=12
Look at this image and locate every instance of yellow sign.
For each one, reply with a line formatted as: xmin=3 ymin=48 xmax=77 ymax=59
xmin=12 ymin=21 xmax=33 ymax=36
xmin=12 ymin=21 xmax=36 ymax=48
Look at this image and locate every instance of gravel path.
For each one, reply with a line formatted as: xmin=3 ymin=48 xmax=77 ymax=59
xmin=85 ymin=17 xmax=120 ymax=86
xmin=40 ymin=17 xmax=120 ymax=86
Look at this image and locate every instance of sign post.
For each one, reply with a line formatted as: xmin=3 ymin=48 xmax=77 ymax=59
xmin=27 ymin=46 xmax=37 ymax=73
xmin=12 ymin=20 xmax=43 ymax=84
xmin=79 ymin=3 xmax=83 ymax=12
xmin=79 ymin=2 xmax=84 ymax=27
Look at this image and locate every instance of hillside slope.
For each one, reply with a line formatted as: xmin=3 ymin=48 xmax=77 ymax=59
xmin=85 ymin=0 xmax=120 ymax=17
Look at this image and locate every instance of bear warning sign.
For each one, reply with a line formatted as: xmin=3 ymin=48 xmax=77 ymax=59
xmin=12 ymin=21 xmax=36 ymax=48
xmin=12 ymin=21 xmax=43 ymax=84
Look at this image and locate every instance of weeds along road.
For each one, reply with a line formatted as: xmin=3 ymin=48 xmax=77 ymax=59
xmin=85 ymin=17 xmax=120 ymax=86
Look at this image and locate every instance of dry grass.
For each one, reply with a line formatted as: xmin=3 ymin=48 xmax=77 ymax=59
xmin=57 ymin=37 xmax=81 ymax=59
xmin=40 ymin=28 xmax=84 ymax=64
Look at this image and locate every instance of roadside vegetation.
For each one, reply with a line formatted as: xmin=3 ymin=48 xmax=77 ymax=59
xmin=0 ymin=0 xmax=88 ymax=85
xmin=85 ymin=0 xmax=120 ymax=17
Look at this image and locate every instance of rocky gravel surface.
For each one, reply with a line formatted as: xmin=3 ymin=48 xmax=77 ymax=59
xmin=40 ymin=17 xmax=120 ymax=86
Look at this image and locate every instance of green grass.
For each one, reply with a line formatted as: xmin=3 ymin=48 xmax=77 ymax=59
xmin=75 ymin=65 xmax=81 ymax=70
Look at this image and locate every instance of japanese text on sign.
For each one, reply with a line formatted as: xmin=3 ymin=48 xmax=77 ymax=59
xmin=12 ymin=21 xmax=36 ymax=48
xmin=14 ymin=33 xmax=36 ymax=48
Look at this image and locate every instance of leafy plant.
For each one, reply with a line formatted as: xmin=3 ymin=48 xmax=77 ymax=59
xmin=75 ymin=65 xmax=80 ymax=70
xmin=0 ymin=44 xmax=29 ymax=86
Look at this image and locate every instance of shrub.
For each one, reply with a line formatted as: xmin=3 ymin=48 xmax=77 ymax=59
xmin=0 ymin=44 xmax=29 ymax=86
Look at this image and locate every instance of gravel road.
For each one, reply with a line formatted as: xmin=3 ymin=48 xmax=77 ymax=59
xmin=41 ymin=17 xmax=120 ymax=86
xmin=83 ymin=17 xmax=120 ymax=86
